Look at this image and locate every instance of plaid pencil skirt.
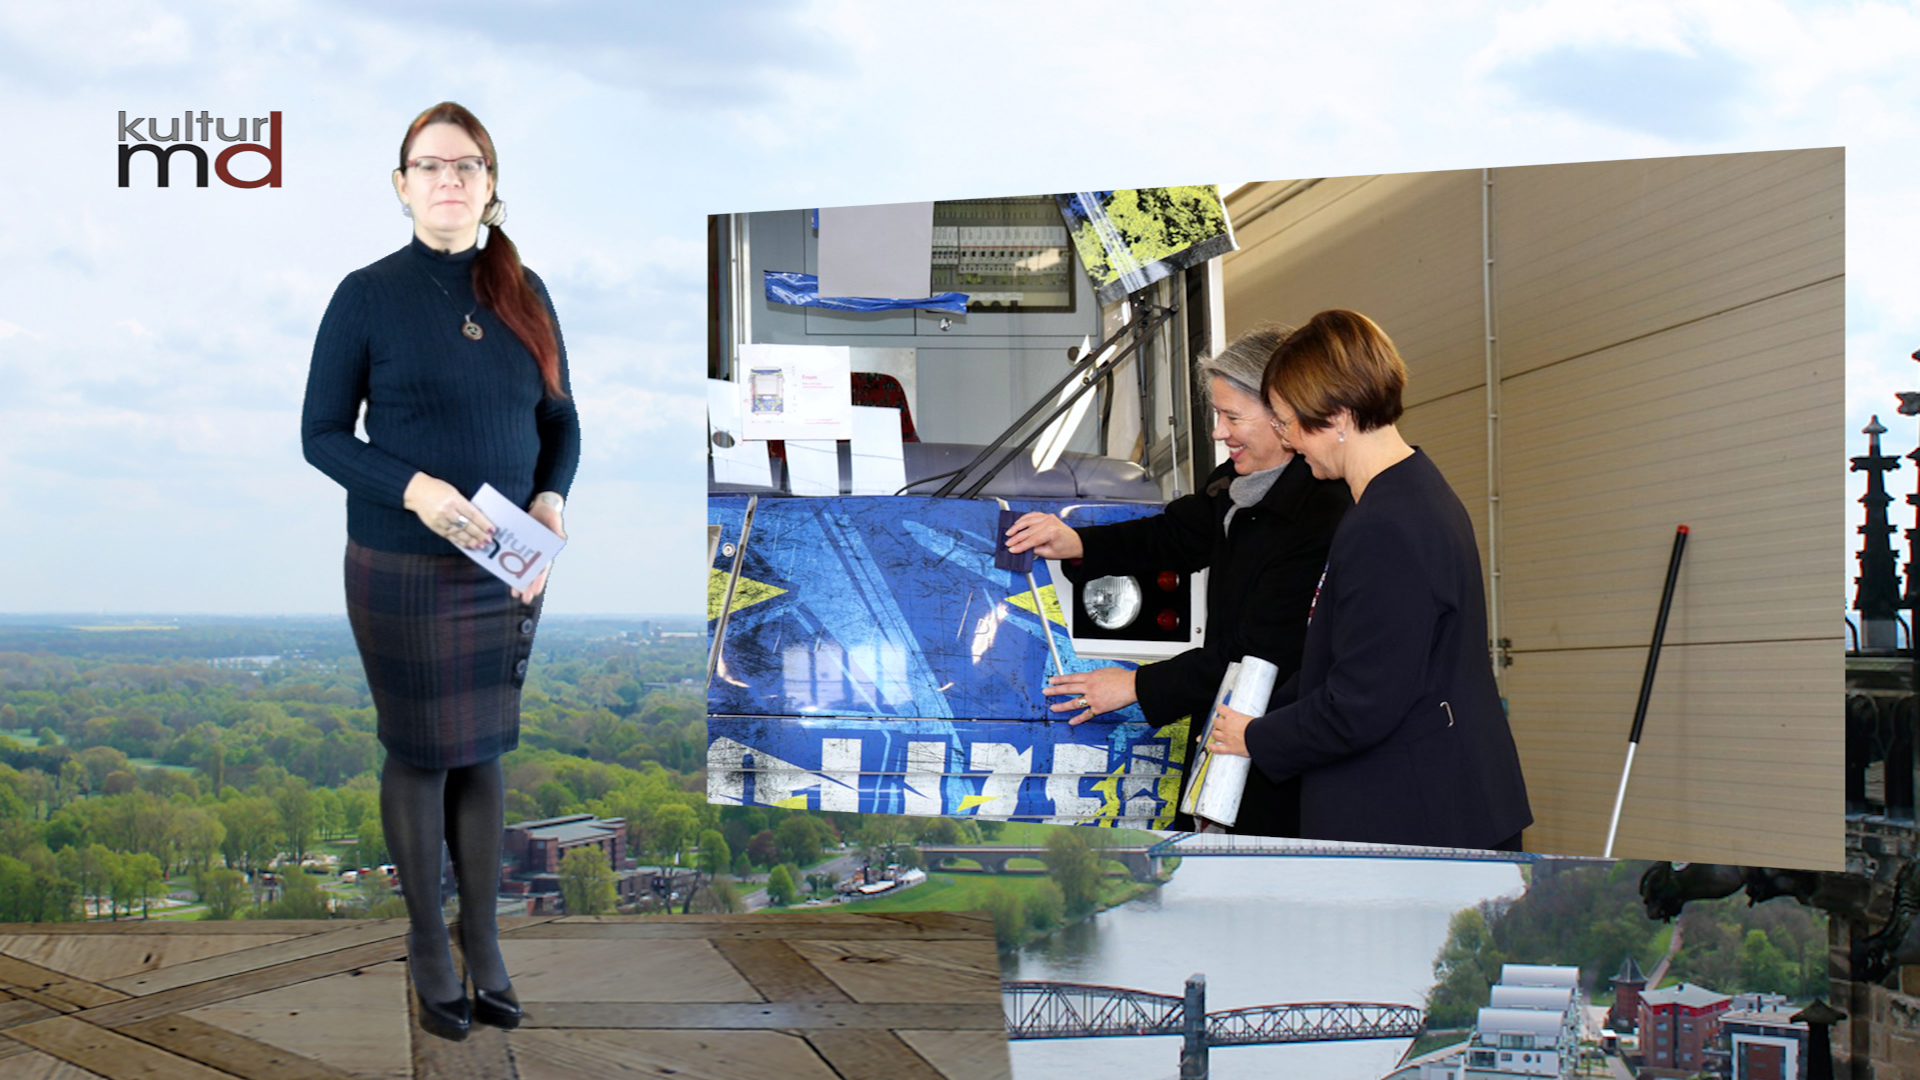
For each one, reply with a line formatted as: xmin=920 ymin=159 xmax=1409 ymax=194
xmin=344 ymin=541 xmax=543 ymax=770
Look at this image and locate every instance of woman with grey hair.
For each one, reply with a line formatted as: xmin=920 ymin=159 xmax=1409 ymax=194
xmin=1005 ymin=325 xmax=1350 ymax=834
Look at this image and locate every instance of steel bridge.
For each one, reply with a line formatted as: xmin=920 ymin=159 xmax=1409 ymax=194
xmin=1144 ymin=831 xmax=1558 ymax=864
xmin=1003 ymin=977 xmax=1425 ymax=1079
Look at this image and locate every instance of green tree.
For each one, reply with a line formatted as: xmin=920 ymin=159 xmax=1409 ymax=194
xmin=776 ymin=814 xmax=836 ymax=867
xmin=170 ymin=806 xmax=226 ymax=878
xmin=110 ymin=852 xmax=165 ymax=920
xmin=690 ymin=876 xmax=744 ymax=914
xmin=696 ymin=830 xmax=731 ymax=879
xmin=274 ymin=780 xmax=318 ymax=865
xmin=1026 ymin=879 xmax=1066 ymax=931
xmin=1738 ymin=929 xmax=1794 ymax=995
xmin=356 ymin=808 xmax=388 ymax=869
xmin=216 ymin=796 xmax=281 ymax=874
xmin=261 ymin=868 xmax=332 ymax=920
xmin=766 ymin=864 xmax=798 ymax=907
xmin=982 ymin=886 xmax=1025 ymax=947
xmin=1043 ymin=830 xmax=1102 ymax=915
xmin=650 ymin=802 xmax=699 ymax=874
xmin=197 ymin=868 xmax=249 ymax=921
xmin=1426 ymin=905 xmax=1504 ymax=1029
xmin=558 ymin=847 xmax=616 ymax=915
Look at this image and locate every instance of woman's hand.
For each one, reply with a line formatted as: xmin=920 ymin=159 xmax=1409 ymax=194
xmin=514 ymin=493 xmax=566 ymax=603
xmin=1005 ymin=512 xmax=1084 ymax=559
xmin=1207 ymin=704 xmax=1254 ymax=757
xmin=403 ymin=473 xmax=494 ymax=550
xmin=1044 ymin=667 xmax=1137 ymax=726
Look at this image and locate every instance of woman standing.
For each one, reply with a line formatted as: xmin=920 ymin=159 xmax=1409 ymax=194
xmin=301 ymin=103 xmax=579 ymax=1040
xmin=1207 ymin=310 xmax=1530 ymax=851
xmin=1004 ymin=327 xmax=1350 ymax=835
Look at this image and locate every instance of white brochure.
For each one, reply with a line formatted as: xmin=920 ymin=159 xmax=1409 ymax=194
xmin=460 ymin=484 xmax=565 ymax=590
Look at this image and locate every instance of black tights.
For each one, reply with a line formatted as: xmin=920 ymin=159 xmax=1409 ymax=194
xmin=381 ymin=755 xmax=511 ymax=1003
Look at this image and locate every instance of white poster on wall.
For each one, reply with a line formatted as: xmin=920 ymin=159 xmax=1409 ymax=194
xmin=738 ymin=344 xmax=853 ymax=442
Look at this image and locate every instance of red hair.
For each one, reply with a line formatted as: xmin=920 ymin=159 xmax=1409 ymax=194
xmin=399 ymin=102 xmax=566 ymax=398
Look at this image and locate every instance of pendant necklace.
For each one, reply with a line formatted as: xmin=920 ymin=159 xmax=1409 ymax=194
xmin=421 ymin=271 xmax=484 ymax=341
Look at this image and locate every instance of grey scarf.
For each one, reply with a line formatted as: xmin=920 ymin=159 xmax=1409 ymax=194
xmin=1222 ymin=461 xmax=1285 ymax=533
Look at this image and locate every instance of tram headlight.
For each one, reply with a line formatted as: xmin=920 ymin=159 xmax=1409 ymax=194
xmin=1082 ymin=575 xmax=1143 ymax=631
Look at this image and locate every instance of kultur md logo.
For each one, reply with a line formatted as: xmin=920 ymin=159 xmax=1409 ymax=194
xmin=118 ymin=111 xmax=282 ymax=188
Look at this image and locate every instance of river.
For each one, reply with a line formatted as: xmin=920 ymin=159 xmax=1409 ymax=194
xmin=1002 ymin=855 xmax=1525 ymax=1080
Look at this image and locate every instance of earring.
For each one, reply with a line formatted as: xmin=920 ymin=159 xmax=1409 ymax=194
xmin=400 ymin=203 xmax=413 ymax=218
xmin=482 ymin=199 xmax=507 ymax=228
xmin=1337 ymin=430 xmax=1346 ymax=443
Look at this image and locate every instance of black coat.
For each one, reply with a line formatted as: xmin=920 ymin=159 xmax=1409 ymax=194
xmin=1243 ymin=449 xmax=1532 ymax=849
xmin=1076 ymin=455 xmax=1350 ymax=835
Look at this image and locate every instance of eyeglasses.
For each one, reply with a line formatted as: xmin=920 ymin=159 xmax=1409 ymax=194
xmin=1213 ymin=409 xmax=1274 ymax=433
xmin=406 ymin=156 xmax=489 ymax=179
xmin=1269 ymin=410 xmax=1297 ymax=437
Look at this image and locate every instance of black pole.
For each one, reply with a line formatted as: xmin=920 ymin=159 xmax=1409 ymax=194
xmin=1628 ymin=525 xmax=1690 ymax=745
xmin=1604 ymin=524 xmax=1689 ymax=856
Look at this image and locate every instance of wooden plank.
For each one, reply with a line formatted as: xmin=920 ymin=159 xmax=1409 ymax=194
xmin=786 ymin=941 xmax=1003 ymax=1005
xmin=805 ymin=1030 xmax=946 ymax=1080
xmin=510 ymin=1028 xmax=840 ymax=1080
xmin=7 ymin=1015 xmax=236 ymax=1080
xmin=509 ymin=922 xmax=979 ymax=942
xmin=544 ymin=913 xmax=904 ymax=928
xmin=471 ymin=916 xmax=561 ymax=934
xmin=519 ymin=1001 xmax=1004 ymax=1031
xmin=0 ymin=1032 xmax=35 ymax=1060
xmin=0 ymin=1046 xmax=113 ymax=1078
xmin=184 ymin=961 xmax=410 ymax=1080
xmin=504 ymin=938 xmax=754 ymax=1004
xmin=103 ymin=922 xmax=407 ymax=996
xmin=894 ymin=1030 xmax=1015 ymax=1080
xmin=408 ymin=991 xmax=517 ymax=1080
xmin=79 ymin=937 xmax=409 ymax=1030
xmin=0 ymin=922 xmax=337 ymax=936
xmin=0 ymin=998 xmax=62 ymax=1031
xmin=0 ymin=955 xmax=130 ymax=1009
xmin=712 ymin=939 xmax=851 ymax=1003
xmin=0 ymin=933 xmax=304 ymax=986
xmin=117 ymin=1015 xmax=361 ymax=1080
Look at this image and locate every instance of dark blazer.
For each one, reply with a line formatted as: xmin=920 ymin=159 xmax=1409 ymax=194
xmin=1243 ymin=449 xmax=1532 ymax=850
xmin=1076 ymin=455 xmax=1350 ymax=835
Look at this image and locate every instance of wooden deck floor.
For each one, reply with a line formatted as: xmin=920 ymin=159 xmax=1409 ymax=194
xmin=0 ymin=913 xmax=1010 ymax=1080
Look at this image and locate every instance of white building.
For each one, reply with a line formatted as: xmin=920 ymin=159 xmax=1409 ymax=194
xmin=1386 ymin=965 xmax=1581 ymax=1080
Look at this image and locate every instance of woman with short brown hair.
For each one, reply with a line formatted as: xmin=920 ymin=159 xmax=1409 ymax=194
xmin=1207 ymin=309 xmax=1530 ymax=851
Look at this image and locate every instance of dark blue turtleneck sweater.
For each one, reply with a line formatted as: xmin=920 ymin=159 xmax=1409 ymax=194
xmin=301 ymin=237 xmax=581 ymax=554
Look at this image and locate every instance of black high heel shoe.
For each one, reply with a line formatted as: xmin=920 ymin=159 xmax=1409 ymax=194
xmin=416 ymin=990 xmax=472 ymax=1042
xmin=472 ymin=985 xmax=522 ymax=1030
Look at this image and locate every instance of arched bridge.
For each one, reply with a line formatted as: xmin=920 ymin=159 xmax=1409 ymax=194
xmin=1004 ymin=981 xmax=1423 ymax=1043
xmin=1004 ymin=977 xmax=1422 ymax=1079
xmin=924 ymin=834 xmax=1555 ymax=883
xmin=1144 ymin=832 xmax=1555 ymax=864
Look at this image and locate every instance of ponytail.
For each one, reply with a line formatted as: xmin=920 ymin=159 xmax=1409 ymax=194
xmin=475 ymin=222 xmax=565 ymax=398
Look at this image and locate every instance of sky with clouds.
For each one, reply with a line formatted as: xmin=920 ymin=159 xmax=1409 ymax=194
xmin=0 ymin=0 xmax=1909 ymax=616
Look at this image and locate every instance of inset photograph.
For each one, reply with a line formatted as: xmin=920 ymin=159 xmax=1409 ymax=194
xmin=706 ymin=149 xmax=1842 ymax=865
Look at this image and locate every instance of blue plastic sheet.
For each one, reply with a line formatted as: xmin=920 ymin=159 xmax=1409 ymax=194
xmin=764 ymin=270 xmax=968 ymax=314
